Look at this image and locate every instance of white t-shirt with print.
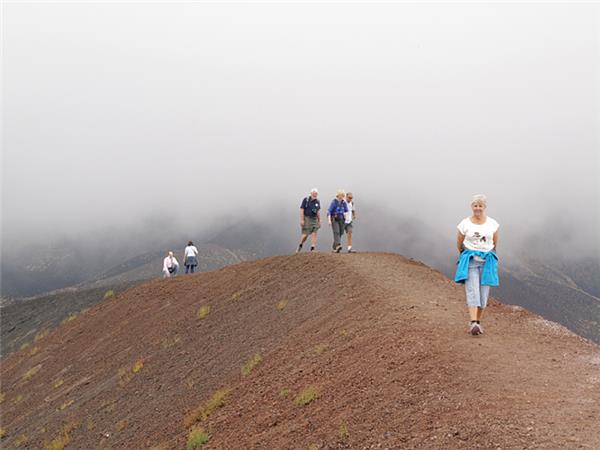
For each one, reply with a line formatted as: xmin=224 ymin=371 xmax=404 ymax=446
xmin=457 ymin=216 xmax=499 ymax=252
xmin=344 ymin=201 xmax=355 ymax=224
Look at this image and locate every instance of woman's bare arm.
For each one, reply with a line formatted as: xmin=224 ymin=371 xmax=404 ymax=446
xmin=457 ymin=231 xmax=465 ymax=254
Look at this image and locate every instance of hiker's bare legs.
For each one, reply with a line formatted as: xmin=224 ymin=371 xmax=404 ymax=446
xmin=310 ymin=232 xmax=317 ymax=248
xmin=347 ymin=230 xmax=353 ymax=247
xmin=299 ymin=233 xmax=309 ymax=246
xmin=468 ymin=307 xmax=479 ymax=322
xmin=476 ymin=307 xmax=484 ymax=321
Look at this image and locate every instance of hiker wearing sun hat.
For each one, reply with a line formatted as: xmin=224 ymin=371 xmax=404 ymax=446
xmin=327 ymin=189 xmax=349 ymax=253
xmin=296 ymin=188 xmax=321 ymax=253
xmin=162 ymin=251 xmax=179 ymax=278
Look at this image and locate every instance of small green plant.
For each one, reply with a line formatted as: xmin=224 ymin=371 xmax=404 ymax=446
xmin=295 ymin=386 xmax=318 ymax=406
xmin=62 ymin=314 xmax=78 ymax=324
xmin=20 ymin=342 xmax=30 ymax=351
xmin=339 ymin=421 xmax=349 ymax=439
xmin=116 ymin=419 xmax=128 ymax=431
xmin=34 ymin=329 xmax=49 ymax=342
xmin=186 ymin=427 xmax=210 ymax=450
xmin=103 ymin=289 xmax=115 ymax=300
xmin=15 ymin=434 xmax=28 ymax=447
xmin=29 ymin=346 xmax=40 ymax=356
xmin=279 ymin=388 xmax=290 ymax=398
xmin=132 ymin=359 xmax=144 ymax=373
xmin=14 ymin=394 xmax=23 ymax=404
xmin=241 ymin=353 xmax=262 ymax=377
xmin=23 ymin=364 xmax=42 ymax=381
xmin=58 ymin=399 xmax=74 ymax=411
xmin=86 ymin=417 xmax=94 ymax=431
xmin=54 ymin=379 xmax=65 ymax=388
xmin=308 ymin=445 xmax=318 ymax=450
xmin=45 ymin=421 xmax=76 ymax=450
xmin=161 ymin=336 xmax=181 ymax=349
xmin=184 ymin=388 xmax=230 ymax=427
xmin=231 ymin=291 xmax=242 ymax=301
xmin=197 ymin=305 xmax=211 ymax=320
xmin=118 ymin=358 xmax=144 ymax=386
xmin=313 ymin=344 xmax=327 ymax=355
xmin=276 ymin=299 xmax=288 ymax=311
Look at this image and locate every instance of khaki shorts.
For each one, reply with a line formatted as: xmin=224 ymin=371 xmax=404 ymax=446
xmin=344 ymin=222 xmax=353 ymax=233
xmin=302 ymin=216 xmax=320 ymax=235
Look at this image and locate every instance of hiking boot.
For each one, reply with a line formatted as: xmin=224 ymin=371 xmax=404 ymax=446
xmin=469 ymin=322 xmax=482 ymax=336
xmin=347 ymin=249 xmax=356 ymax=253
xmin=296 ymin=244 xmax=302 ymax=253
xmin=310 ymin=246 xmax=316 ymax=252
xmin=335 ymin=245 xmax=342 ymax=253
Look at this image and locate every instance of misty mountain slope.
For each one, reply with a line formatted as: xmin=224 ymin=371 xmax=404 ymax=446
xmin=1 ymin=253 xmax=599 ymax=449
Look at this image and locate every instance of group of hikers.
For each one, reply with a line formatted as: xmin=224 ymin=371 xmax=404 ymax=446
xmin=296 ymin=188 xmax=356 ymax=253
xmin=162 ymin=191 xmax=498 ymax=337
xmin=162 ymin=241 xmax=199 ymax=277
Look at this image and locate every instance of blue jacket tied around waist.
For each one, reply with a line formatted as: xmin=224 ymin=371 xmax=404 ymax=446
xmin=454 ymin=250 xmax=499 ymax=287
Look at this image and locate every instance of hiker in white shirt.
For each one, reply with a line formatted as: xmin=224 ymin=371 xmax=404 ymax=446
xmin=344 ymin=192 xmax=357 ymax=253
xmin=162 ymin=251 xmax=179 ymax=278
xmin=183 ymin=241 xmax=199 ymax=274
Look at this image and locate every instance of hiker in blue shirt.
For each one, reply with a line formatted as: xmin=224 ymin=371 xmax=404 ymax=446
xmin=455 ymin=194 xmax=500 ymax=336
xmin=327 ymin=189 xmax=349 ymax=253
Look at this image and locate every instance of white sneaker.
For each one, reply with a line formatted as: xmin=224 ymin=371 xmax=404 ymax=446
xmin=469 ymin=322 xmax=482 ymax=336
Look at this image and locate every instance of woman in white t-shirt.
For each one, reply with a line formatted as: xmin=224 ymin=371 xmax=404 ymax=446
xmin=183 ymin=241 xmax=199 ymax=274
xmin=456 ymin=194 xmax=499 ymax=335
xmin=162 ymin=251 xmax=179 ymax=278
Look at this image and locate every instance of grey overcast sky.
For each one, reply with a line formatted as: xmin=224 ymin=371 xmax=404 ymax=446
xmin=2 ymin=2 xmax=599 ymax=254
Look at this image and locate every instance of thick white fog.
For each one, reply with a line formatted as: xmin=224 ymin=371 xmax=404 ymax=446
xmin=2 ymin=2 xmax=599 ymax=257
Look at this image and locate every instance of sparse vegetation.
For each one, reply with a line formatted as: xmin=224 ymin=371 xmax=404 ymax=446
xmin=186 ymin=427 xmax=210 ymax=450
xmin=295 ymin=386 xmax=318 ymax=406
xmin=313 ymin=344 xmax=328 ymax=355
xmin=308 ymin=445 xmax=318 ymax=450
xmin=279 ymin=388 xmax=290 ymax=398
xmin=86 ymin=417 xmax=94 ymax=431
xmin=34 ymin=329 xmax=49 ymax=342
xmin=20 ymin=342 xmax=30 ymax=351
xmin=0 ymin=427 xmax=6 ymax=439
xmin=15 ymin=434 xmax=28 ymax=447
xmin=29 ymin=346 xmax=40 ymax=356
xmin=58 ymin=399 xmax=74 ymax=411
xmin=149 ymin=445 xmax=167 ymax=450
xmin=184 ymin=388 xmax=231 ymax=427
xmin=23 ymin=364 xmax=42 ymax=381
xmin=132 ymin=359 xmax=144 ymax=373
xmin=276 ymin=299 xmax=288 ymax=311
xmin=54 ymin=379 xmax=65 ymax=388
xmin=62 ymin=314 xmax=78 ymax=325
xmin=14 ymin=394 xmax=23 ymax=404
xmin=103 ymin=290 xmax=115 ymax=300
xmin=241 ymin=353 xmax=262 ymax=377
xmin=118 ymin=358 xmax=144 ymax=386
xmin=161 ymin=336 xmax=181 ymax=349
xmin=197 ymin=305 xmax=211 ymax=320
xmin=231 ymin=291 xmax=242 ymax=301
xmin=45 ymin=421 xmax=77 ymax=450
xmin=339 ymin=421 xmax=349 ymax=439
xmin=116 ymin=419 xmax=128 ymax=431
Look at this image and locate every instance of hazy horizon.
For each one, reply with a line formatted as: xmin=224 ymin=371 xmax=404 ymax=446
xmin=2 ymin=2 xmax=599 ymax=260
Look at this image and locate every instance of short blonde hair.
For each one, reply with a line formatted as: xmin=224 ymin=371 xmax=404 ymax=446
xmin=471 ymin=194 xmax=487 ymax=206
xmin=336 ymin=189 xmax=346 ymax=197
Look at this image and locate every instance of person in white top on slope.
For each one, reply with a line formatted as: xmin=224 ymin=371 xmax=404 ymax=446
xmin=183 ymin=241 xmax=199 ymax=274
xmin=344 ymin=192 xmax=357 ymax=253
xmin=162 ymin=251 xmax=179 ymax=278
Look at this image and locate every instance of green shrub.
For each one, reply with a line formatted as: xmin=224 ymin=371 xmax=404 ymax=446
xmin=197 ymin=305 xmax=210 ymax=320
xmin=241 ymin=354 xmax=262 ymax=377
xmin=186 ymin=427 xmax=210 ymax=450
xmin=295 ymin=386 xmax=318 ymax=406
xmin=103 ymin=290 xmax=115 ymax=300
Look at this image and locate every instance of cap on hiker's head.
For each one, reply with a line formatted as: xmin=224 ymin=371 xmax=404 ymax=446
xmin=310 ymin=188 xmax=318 ymax=194
xmin=471 ymin=194 xmax=487 ymax=206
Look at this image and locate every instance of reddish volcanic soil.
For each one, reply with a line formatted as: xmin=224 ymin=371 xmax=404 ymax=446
xmin=1 ymin=253 xmax=599 ymax=449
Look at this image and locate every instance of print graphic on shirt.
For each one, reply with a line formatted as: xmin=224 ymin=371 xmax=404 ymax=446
xmin=473 ymin=231 xmax=486 ymax=243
